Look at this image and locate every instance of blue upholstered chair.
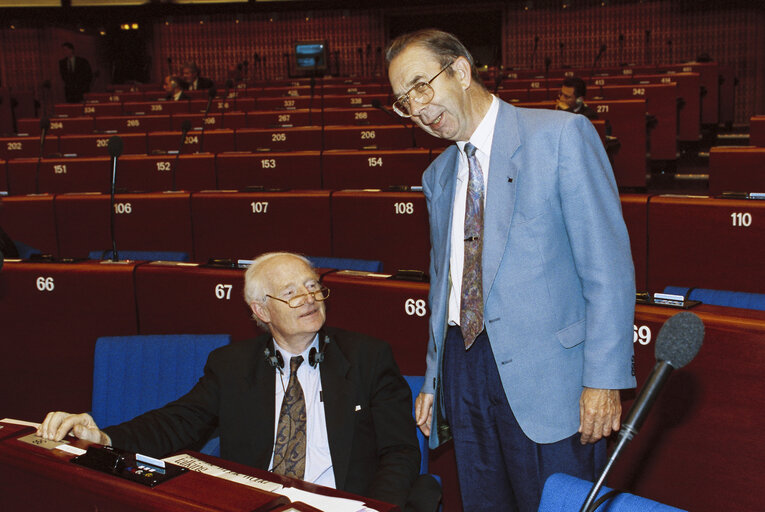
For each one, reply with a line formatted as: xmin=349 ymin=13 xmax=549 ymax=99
xmin=664 ymin=286 xmax=765 ymax=311
xmin=91 ymin=334 xmax=230 ymax=455
xmin=88 ymin=250 xmax=190 ymax=262
xmin=538 ymin=473 xmax=686 ymax=511
xmin=307 ymin=256 xmax=384 ymax=273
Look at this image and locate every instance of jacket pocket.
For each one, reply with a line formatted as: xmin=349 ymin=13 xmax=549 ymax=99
xmin=556 ymin=318 xmax=585 ymax=349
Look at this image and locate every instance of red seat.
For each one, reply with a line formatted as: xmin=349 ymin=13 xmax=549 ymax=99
xmin=322 ymin=271 xmax=429 ymax=375
xmin=118 ymin=153 xmax=217 ymax=192
xmin=635 ymin=73 xmax=700 ymax=142
xmin=331 ymin=190 xmax=430 ymax=273
xmin=95 ymin=114 xmax=172 ymax=133
xmin=58 ymin=133 xmax=147 ymax=157
xmin=245 ymin=109 xmax=315 ymax=129
xmin=171 ymin=112 xmax=247 ymax=131
xmin=55 ymin=192 xmax=194 ymax=259
xmin=0 ymin=194 xmax=59 ymax=256
xmin=191 ymin=190 xmax=332 ymax=262
xmin=750 ymin=116 xmax=765 ymax=147
xmin=321 ymin=83 xmax=388 ymax=96
xmin=122 ymin=101 xmax=190 ymax=116
xmin=86 ymin=91 xmax=142 ymax=102
xmin=321 ymin=94 xmax=391 ymax=109
xmin=188 ymin=97 xmax=256 ymax=114
xmin=7 ymin=156 xmax=111 ymax=194
xmin=255 ymin=96 xmax=315 ymax=110
xmin=322 ymin=107 xmax=404 ymax=126
xmin=55 ymin=102 xmax=123 ymax=117
xmin=708 ymin=147 xmax=765 ymax=196
xmin=17 ymin=116 xmax=95 ymax=136
xmin=321 ymin=149 xmax=430 ymax=190
xmin=215 ymin=151 xmax=322 ymax=190
xmin=0 ymin=260 xmax=139 ymax=420
xmin=146 ymin=129 xmax=235 ymax=154
xmin=235 ymin=126 xmax=322 ymax=152
xmin=258 ymin=86 xmax=313 ymax=97
xmin=323 ymin=125 xmax=416 ymax=150
xmin=0 ymin=135 xmax=59 ymax=161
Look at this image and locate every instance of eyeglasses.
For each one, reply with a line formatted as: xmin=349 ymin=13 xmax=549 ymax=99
xmin=392 ymin=60 xmax=454 ymax=118
xmin=266 ymin=286 xmax=330 ymax=308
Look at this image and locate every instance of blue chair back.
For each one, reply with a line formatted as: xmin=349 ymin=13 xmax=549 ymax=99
xmin=664 ymin=286 xmax=765 ymax=311
xmin=92 ymin=334 xmax=230 ymax=454
xmin=538 ymin=473 xmax=686 ymax=511
xmin=88 ymin=250 xmax=190 ymax=262
xmin=403 ymin=375 xmax=429 ymax=475
xmin=307 ymin=256 xmax=384 ymax=273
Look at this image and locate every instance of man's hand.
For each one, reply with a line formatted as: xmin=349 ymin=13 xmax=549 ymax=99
xmin=37 ymin=412 xmax=111 ymax=445
xmin=414 ymin=392 xmax=434 ymax=437
xmin=578 ymin=387 xmax=621 ymax=444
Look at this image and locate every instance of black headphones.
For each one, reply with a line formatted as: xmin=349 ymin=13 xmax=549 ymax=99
xmin=264 ymin=331 xmax=329 ymax=371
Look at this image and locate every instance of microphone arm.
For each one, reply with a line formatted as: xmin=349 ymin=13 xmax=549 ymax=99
xmin=35 ymin=117 xmax=51 ymax=193
xmin=200 ymin=87 xmax=216 ymax=153
xmin=107 ymin=136 xmax=123 ymax=262
xmin=173 ymin=120 xmax=191 ymax=191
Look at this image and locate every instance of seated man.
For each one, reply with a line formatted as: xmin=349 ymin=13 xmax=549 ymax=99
xmin=556 ymin=76 xmax=599 ymax=120
xmin=181 ymin=61 xmax=214 ymax=91
xmin=38 ymin=252 xmax=439 ymax=511
xmin=163 ymin=75 xmax=189 ymax=101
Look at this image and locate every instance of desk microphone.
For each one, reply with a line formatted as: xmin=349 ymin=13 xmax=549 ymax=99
xmin=371 ymin=98 xmax=416 ymax=148
xmin=173 ymin=120 xmax=191 ymax=191
xmin=108 ymin=136 xmax=123 ymax=262
xmin=200 ymin=87 xmax=216 ymax=153
xmin=35 ymin=117 xmax=51 ymax=193
xmin=578 ymin=311 xmax=704 ymax=512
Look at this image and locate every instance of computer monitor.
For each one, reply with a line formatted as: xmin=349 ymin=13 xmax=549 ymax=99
xmin=293 ymin=40 xmax=328 ymax=76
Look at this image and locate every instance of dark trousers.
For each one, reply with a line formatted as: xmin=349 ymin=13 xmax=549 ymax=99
xmin=443 ymin=326 xmax=605 ymax=512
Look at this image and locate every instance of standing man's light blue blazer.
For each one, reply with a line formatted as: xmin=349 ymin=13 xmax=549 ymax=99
xmin=422 ymin=100 xmax=637 ymax=449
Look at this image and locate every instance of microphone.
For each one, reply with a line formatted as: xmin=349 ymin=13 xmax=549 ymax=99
xmin=173 ymin=120 xmax=191 ymax=190
xmin=200 ymin=88 xmax=216 ymax=153
xmin=578 ymin=311 xmax=704 ymax=512
xmin=167 ymin=56 xmax=172 ymax=75
xmin=107 ymin=136 xmax=123 ymax=262
xmin=35 ymin=117 xmax=51 ymax=193
xmin=590 ymin=44 xmax=607 ymax=78
xmin=221 ymin=80 xmax=234 ymax=129
xmin=530 ymin=35 xmax=540 ymax=68
xmin=371 ymin=98 xmax=416 ymax=148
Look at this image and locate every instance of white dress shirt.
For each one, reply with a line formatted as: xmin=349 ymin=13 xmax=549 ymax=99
xmin=448 ymin=95 xmax=500 ymax=326
xmin=269 ymin=334 xmax=335 ymax=487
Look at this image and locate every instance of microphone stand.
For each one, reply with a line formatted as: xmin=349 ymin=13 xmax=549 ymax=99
xmin=173 ymin=120 xmax=191 ymax=191
xmin=107 ymin=136 xmax=123 ymax=262
xmin=35 ymin=117 xmax=50 ymax=193
xmin=199 ymin=88 xmax=216 ymax=153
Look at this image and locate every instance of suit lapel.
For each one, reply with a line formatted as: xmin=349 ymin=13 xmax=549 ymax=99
xmin=483 ymin=102 xmax=521 ymax=299
xmin=319 ymin=340 xmax=354 ymax=489
xmin=434 ymin=148 xmax=459 ymax=272
xmin=240 ymin=340 xmax=277 ymax=469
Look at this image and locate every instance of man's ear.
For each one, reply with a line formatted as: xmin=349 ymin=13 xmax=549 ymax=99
xmin=250 ymin=301 xmax=271 ymax=325
xmin=453 ymin=56 xmax=472 ymax=89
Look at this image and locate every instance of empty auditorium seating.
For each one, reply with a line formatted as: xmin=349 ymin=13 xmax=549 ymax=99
xmin=749 ymin=115 xmax=765 ymax=147
xmin=321 ymin=149 xmax=429 ymax=189
xmin=215 ymin=151 xmax=322 ymax=190
xmin=54 ymin=192 xmax=195 ymax=259
xmin=7 ymin=157 xmax=111 ymax=194
xmin=55 ymin=102 xmax=123 ymax=117
xmin=0 ymin=194 xmax=58 ymax=256
xmin=708 ymin=147 xmax=765 ymax=195
xmin=0 ymin=135 xmax=58 ymax=161
xmin=636 ymin=73 xmax=701 ymax=142
xmin=17 ymin=116 xmax=95 ymax=136
xmin=58 ymin=133 xmax=146 ymax=157
xmin=245 ymin=109 xmax=314 ymax=129
xmin=147 ymin=128 xmax=236 ymax=154
xmin=117 ymin=153 xmax=217 ymax=192
xmin=322 ymin=93 xmax=390 ymax=109
xmin=323 ymin=125 xmax=415 ymax=150
xmin=122 ymin=100 xmax=190 ymax=115
xmin=235 ymin=126 xmax=322 ymax=151
xmin=646 ymin=195 xmax=765 ymax=293
xmin=322 ymin=107 xmax=404 ymax=126
xmin=331 ymin=190 xmax=430 ymax=273
xmin=0 ymin=260 xmax=140 ymax=420
xmin=171 ymin=112 xmax=247 ymax=131
xmin=256 ymin=95 xmax=315 ymax=110
xmin=191 ymin=190 xmax=332 ymax=261
xmin=94 ymin=114 xmax=172 ymax=133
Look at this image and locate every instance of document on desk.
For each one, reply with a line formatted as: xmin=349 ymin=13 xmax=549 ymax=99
xmin=274 ymin=486 xmax=378 ymax=512
xmin=163 ymin=453 xmax=283 ymax=492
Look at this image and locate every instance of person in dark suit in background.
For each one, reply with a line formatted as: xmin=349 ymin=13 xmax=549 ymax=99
xmin=59 ymin=42 xmax=92 ymax=103
xmin=556 ymin=76 xmax=599 ymax=120
xmin=181 ymin=61 xmax=214 ymax=91
xmin=38 ymin=252 xmax=440 ymax=512
xmin=163 ymin=75 xmax=189 ymax=101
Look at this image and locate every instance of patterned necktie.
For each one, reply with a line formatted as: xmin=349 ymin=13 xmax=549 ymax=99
xmin=272 ymin=355 xmax=307 ymax=479
xmin=460 ymin=142 xmax=484 ymax=349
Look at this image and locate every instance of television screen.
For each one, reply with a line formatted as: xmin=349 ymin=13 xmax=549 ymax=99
xmin=294 ymin=40 xmax=327 ymax=73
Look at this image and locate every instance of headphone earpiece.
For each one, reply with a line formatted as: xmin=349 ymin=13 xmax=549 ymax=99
xmin=264 ymin=346 xmax=284 ymax=370
xmin=265 ymin=333 xmax=330 ymax=370
xmin=575 ymin=96 xmax=584 ymax=107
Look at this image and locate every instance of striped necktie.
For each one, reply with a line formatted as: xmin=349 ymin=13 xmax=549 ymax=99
xmin=272 ymin=355 xmax=307 ymax=479
xmin=460 ymin=142 xmax=485 ymax=349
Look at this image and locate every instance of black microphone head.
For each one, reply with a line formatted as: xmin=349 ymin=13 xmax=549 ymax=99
xmin=107 ymin=135 xmax=123 ymax=158
xmin=371 ymin=98 xmax=382 ymax=108
xmin=40 ymin=117 xmax=51 ymax=130
xmin=181 ymin=120 xmax=192 ymax=134
xmin=208 ymin=87 xmax=217 ymax=98
xmin=534 ymin=36 xmax=540 ymax=43
xmin=167 ymin=57 xmax=172 ymax=64
xmin=655 ymin=311 xmax=704 ymax=369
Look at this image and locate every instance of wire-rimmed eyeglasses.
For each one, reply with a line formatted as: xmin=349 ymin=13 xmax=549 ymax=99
xmin=266 ymin=286 xmax=330 ymax=308
xmin=392 ymin=60 xmax=454 ymax=118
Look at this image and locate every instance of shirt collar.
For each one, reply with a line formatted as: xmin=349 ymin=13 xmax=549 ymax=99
xmin=456 ymin=95 xmax=499 ymax=158
xmin=274 ymin=333 xmax=320 ymax=372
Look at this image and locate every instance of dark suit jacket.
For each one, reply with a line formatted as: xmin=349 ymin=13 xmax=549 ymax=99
xmin=104 ymin=327 xmax=421 ymax=508
xmin=59 ymin=56 xmax=92 ymax=103
xmin=184 ymin=76 xmax=215 ymax=91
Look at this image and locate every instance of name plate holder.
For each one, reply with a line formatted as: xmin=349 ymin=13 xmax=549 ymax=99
xmin=636 ymin=292 xmax=701 ymax=309
xmin=71 ymin=445 xmax=187 ymax=488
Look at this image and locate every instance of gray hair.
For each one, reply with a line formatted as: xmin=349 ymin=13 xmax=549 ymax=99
xmin=385 ymin=28 xmax=484 ymax=87
xmin=243 ymin=252 xmax=314 ymax=331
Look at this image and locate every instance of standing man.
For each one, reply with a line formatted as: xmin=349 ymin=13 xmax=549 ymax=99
xmin=386 ymin=29 xmax=635 ymax=512
xmin=59 ymin=42 xmax=92 ymax=103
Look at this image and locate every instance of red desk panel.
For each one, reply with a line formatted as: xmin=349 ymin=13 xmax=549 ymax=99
xmin=147 ymin=129 xmax=235 ymax=155
xmin=17 ymin=116 xmax=95 ymax=136
xmin=118 ymin=154 xmax=217 ymax=192
xmin=95 ymin=114 xmax=172 ymax=133
xmin=58 ymin=133 xmax=147 ymax=157
xmin=708 ymin=147 xmax=765 ymax=195
xmin=122 ymin=101 xmax=190 ymax=116
xmin=598 ymin=83 xmax=678 ymax=161
xmin=0 ymin=194 xmax=58 ymax=256
xmin=255 ymin=96 xmax=315 ymax=110
xmin=0 ymin=261 xmax=139 ymax=419
xmin=245 ymin=109 xmax=314 ymax=129
xmin=235 ymin=127 xmax=322 ymax=152
xmin=0 ymin=159 xmax=5 ymax=193
xmin=322 ymin=107 xmax=404 ymax=126
xmin=321 ymin=94 xmax=390 ymax=109
xmin=749 ymin=115 xmax=765 ymax=147
xmin=7 ymin=156 xmax=111 ymax=195
xmin=215 ymin=151 xmax=322 ymax=190
xmin=321 ymin=271 xmax=429 ymax=376
xmin=609 ymin=304 xmax=765 ymax=512
xmin=636 ymin=73 xmax=701 ymax=142
xmin=321 ymin=83 xmax=389 ymax=95
xmin=331 ymin=190 xmax=430 ymax=273
xmin=323 ymin=125 xmax=416 ymax=151
xmin=620 ymin=193 xmax=649 ymax=291
xmin=135 ymin=262 xmax=260 ymax=341
xmin=257 ymin=85 xmax=313 ymax=97
xmin=646 ymin=195 xmax=765 ymax=293
xmin=171 ymin=112 xmax=247 ymax=131
xmin=87 ymin=91 xmax=143 ymax=102
xmin=0 ymin=135 xmax=59 ymax=161
xmin=55 ymin=192 xmax=194 ymax=259
xmin=188 ymin=97 xmax=256 ymax=114
xmin=55 ymin=102 xmax=124 ymax=117
xmin=191 ymin=190 xmax=332 ymax=262
xmin=322 ymin=149 xmax=430 ymax=190
xmin=662 ymin=62 xmax=719 ymax=125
